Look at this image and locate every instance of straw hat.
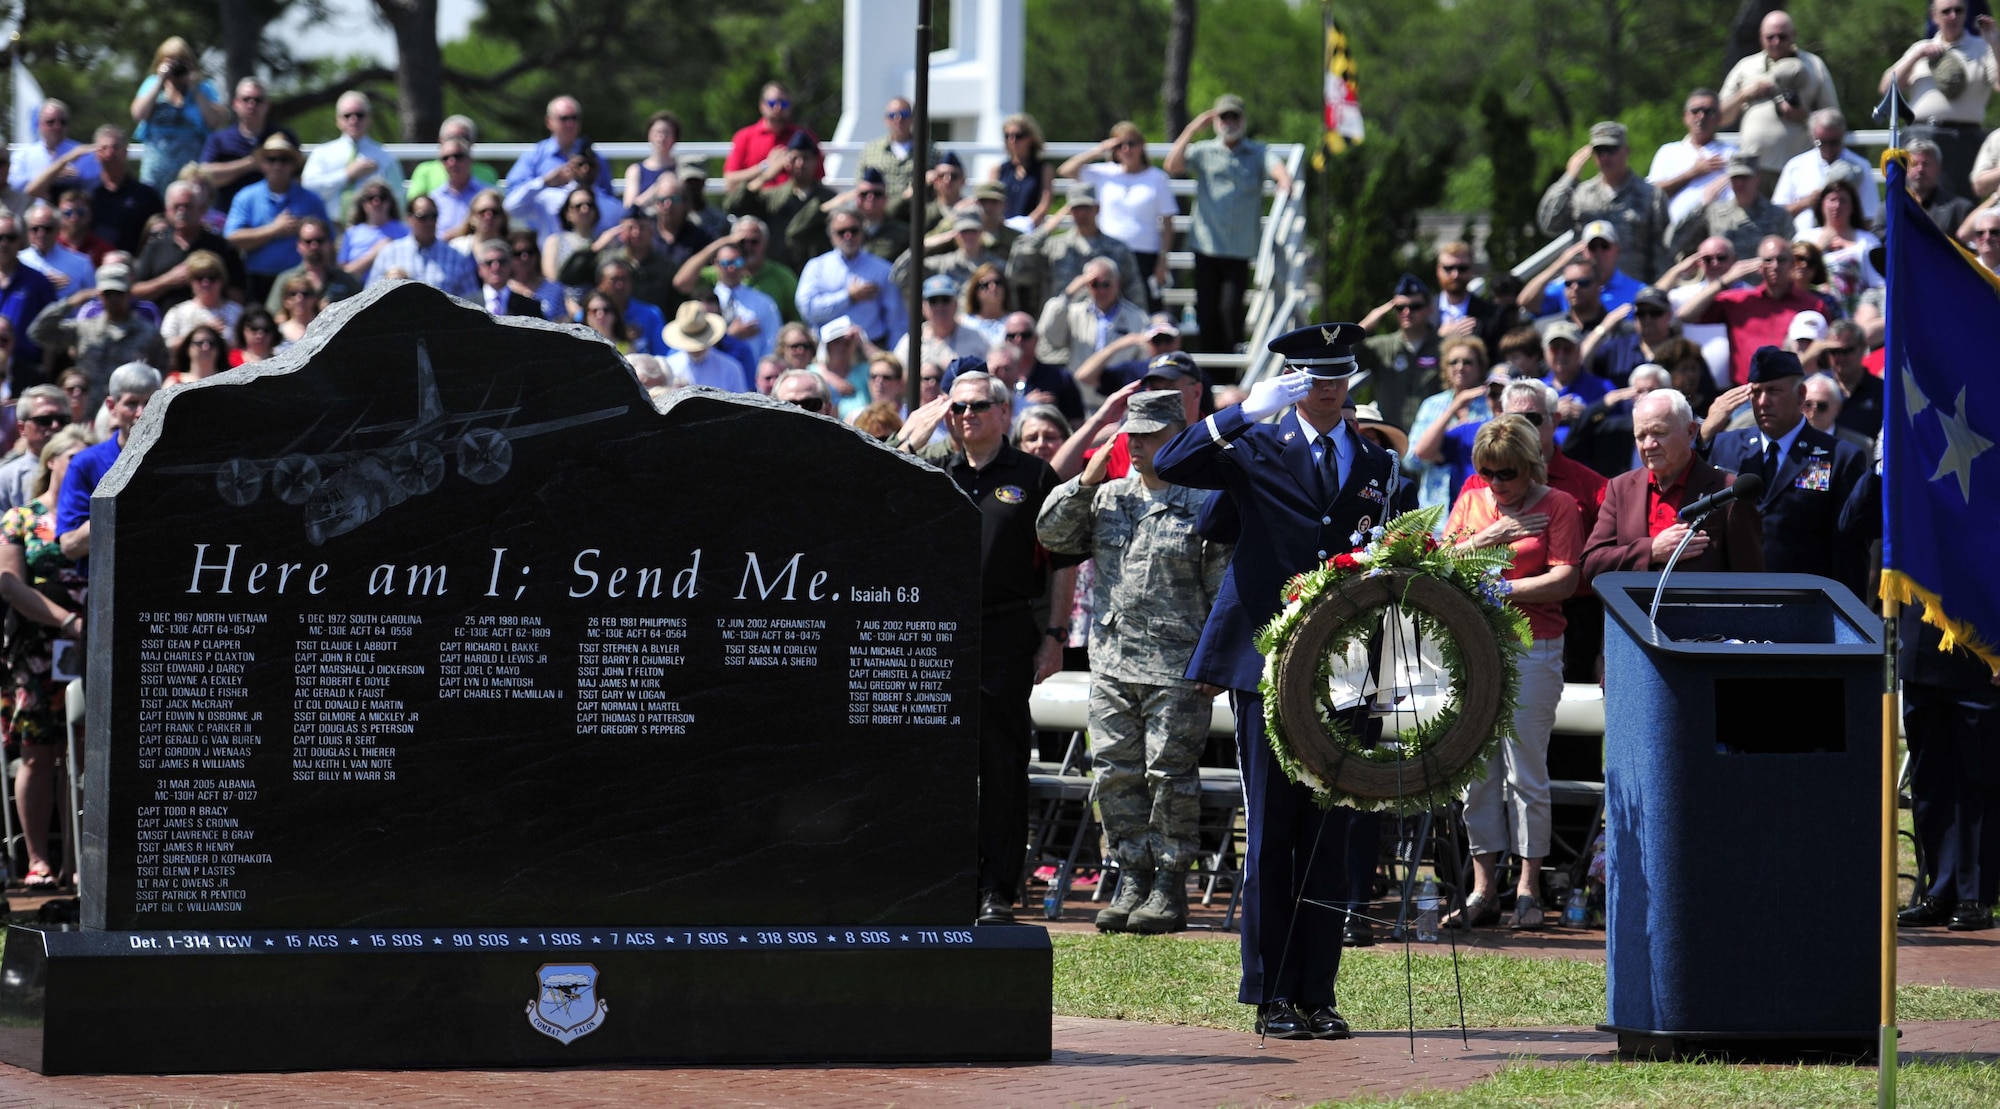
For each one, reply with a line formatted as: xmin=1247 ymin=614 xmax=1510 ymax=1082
xmin=662 ymin=301 xmax=727 ymax=352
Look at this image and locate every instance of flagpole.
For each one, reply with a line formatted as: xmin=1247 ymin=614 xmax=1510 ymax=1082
xmin=1877 ymin=79 xmax=1904 ymax=1109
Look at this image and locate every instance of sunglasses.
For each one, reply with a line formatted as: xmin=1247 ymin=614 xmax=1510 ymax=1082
xmin=1394 ymin=302 xmax=1421 ymax=312
xmin=441 ymin=152 xmax=468 ymax=162
xmin=950 ymin=400 xmax=997 ymax=414
xmin=190 ymin=337 xmax=220 ymax=348
xmin=1439 ymin=264 xmax=1470 ymax=274
xmin=925 ymin=296 xmax=954 ymax=306
xmin=1636 ymin=306 xmax=1666 ymax=317
xmin=718 ymin=258 xmax=744 ymax=269
xmin=831 ymin=227 xmax=861 ymax=238
xmin=245 ymin=323 xmax=273 ymax=333
xmin=410 ymin=210 xmax=438 ymax=221
xmin=764 ymin=98 xmax=790 ymax=109
xmin=514 ymin=248 xmax=537 ymax=259
xmin=340 ymin=110 xmax=369 ymax=120
xmin=1477 ymin=467 xmax=1520 ymax=482
xmin=1004 ymin=331 xmax=1033 ymax=341
xmin=553 ymin=113 xmax=580 ymax=123
xmin=1563 ymin=278 xmax=1595 ymax=288
xmin=62 ymin=386 xmax=86 ymax=395
xmin=795 ymin=396 xmax=824 ymax=412
xmin=1698 ymin=253 xmax=1729 ymax=264
xmin=24 ymin=413 xmax=67 ymax=429
xmin=1973 ymin=229 xmax=2000 ymax=239
xmin=192 ymin=274 xmax=220 ymax=283
xmin=784 ymin=340 xmax=815 ymax=350
xmin=869 ymin=372 xmax=900 ymax=382
xmin=569 ymin=200 xmax=597 ymax=211
xmin=363 ymin=194 xmax=389 ymax=204
xmin=1801 ymin=400 xmax=1833 ymax=412
xmin=739 ymin=238 xmax=764 ymax=248
xmin=921 ymin=374 xmax=943 ymax=385
xmin=26 ymin=225 xmax=53 ymax=233
xmin=0 ymin=233 xmax=17 ymax=243
xmin=58 ymin=209 xmax=81 ymax=218
xmin=1088 ymin=280 xmax=1113 ymax=290
xmin=237 ymin=95 xmax=266 ymax=105
xmin=1686 ymin=105 xmax=1718 ymax=116
xmin=480 ymin=256 xmax=507 ymax=267
xmin=1515 ymin=411 xmax=1545 ymax=426
xmin=856 ymin=189 xmax=885 ymax=199
xmin=885 ymin=109 xmax=912 ymax=120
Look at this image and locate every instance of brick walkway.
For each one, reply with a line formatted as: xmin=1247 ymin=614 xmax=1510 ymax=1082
xmin=0 ymin=1020 xmax=1992 ymax=1108
xmin=0 ymin=888 xmax=1991 ymax=1107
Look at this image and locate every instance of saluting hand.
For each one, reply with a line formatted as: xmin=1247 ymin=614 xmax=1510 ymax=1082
xmin=1242 ymin=370 xmax=1311 ymax=421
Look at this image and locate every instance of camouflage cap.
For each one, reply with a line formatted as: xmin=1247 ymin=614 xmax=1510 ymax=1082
xmin=1122 ymin=389 xmax=1186 ymax=435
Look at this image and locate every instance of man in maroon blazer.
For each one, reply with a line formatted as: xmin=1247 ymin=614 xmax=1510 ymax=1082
xmin=1582 ymin=387 xmax=1763 ymax=582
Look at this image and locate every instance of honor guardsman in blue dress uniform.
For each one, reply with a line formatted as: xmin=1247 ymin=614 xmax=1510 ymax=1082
xmin=1153 ymin=323 xmax=1399 ymax=1040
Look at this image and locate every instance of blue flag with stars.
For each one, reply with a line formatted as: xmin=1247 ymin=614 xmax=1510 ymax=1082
xmin=1881 ymin=154 xmax=2000 ymax=670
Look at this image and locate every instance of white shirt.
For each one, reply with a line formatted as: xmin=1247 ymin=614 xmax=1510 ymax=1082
xmin=1648 ymin=137 xmax=1739 ymax=225
xmin=1078 ymin=163 xmax=1180 ymax=253
xmin=715 ymin=280 xmax=782 ymax=363
xmin=1772 ymin=146 xmax=1882 ymax=234
xmin=1299 ymin=417 xmax=1353 ymax=494
xmin=301 ymin=134 xmax=406 ymax=215
xmin=1898 ymin=34 xmax=1999 ymax=124
xmin=1667 ymin=281 xmax=1732 ymax=391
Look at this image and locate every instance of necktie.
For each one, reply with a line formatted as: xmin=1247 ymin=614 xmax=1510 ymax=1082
xmin=1319 ymin=433 xmax=1341 ymax=502
xmin=1761 ymin=440 xmax=1781 ymax=483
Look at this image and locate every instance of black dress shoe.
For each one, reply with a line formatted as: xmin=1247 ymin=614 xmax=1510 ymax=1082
xmin=1342 ymin=915 xmax=1376 ymax=947
xmin=1899 ymin=897 xmax=1955 ymax=928
xmin=1948 ymin=901 xmax=1994 ymax=931
xmin=1302 ymin=1004 xmax=1352 ymax=1040
xmin=976 ymin=891 xmax=1016 ymax=925
xmin=1254 ymin=1000 xmax=1312 ymax=1040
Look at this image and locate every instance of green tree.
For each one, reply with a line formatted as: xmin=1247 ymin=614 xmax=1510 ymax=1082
xmin=1024 ymin=0 xmax=1170 ymax=140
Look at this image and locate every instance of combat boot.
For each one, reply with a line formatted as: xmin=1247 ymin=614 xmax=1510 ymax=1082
xmin=1095 ymin=866 xmax=1153 ymax=932
xmin=1126 ymin=866 xmax=1189 ymax=934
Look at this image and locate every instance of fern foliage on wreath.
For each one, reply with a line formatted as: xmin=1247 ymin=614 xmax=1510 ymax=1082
xmin=1253 ymin=505 xmax=1532 ymax=814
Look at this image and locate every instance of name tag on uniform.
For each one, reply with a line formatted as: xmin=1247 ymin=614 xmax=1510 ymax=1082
xmin=1795 ymin=460 xmax=1832 ymax=491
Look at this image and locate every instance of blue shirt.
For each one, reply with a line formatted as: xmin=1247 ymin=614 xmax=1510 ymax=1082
xmin=10 ymin=139 xmax=98 ymax=195
xmin=1440 ymin=420 xmax=1485 ymax=504
xmin=0 ymin=264 xmax=59 ymax=369
xmin=366 ymin=236 xmax=479 ymax=299
xmin=225 ymin=181 xmax=330 ymax=275
xmin=1544 ymin=370 xmax=1612 ymax=446
xmin=56 ymin=434 xmax=122 ymax=579
xmin=794 ymin=248 xmax=906 ymax=344
xmin=502 ymin=138 xmax=620 ymax=244
xmin=619 ymin=299 xmax=667 ymax=356
xmin=1535 ymin=267 xmax=1646 ymax=317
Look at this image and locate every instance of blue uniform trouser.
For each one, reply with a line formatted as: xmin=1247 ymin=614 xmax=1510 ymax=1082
xmin=1232 ymin=689 xmax=1350 ymax=1007
xmin=1907 ymin=681 xmax=2000 ymax=906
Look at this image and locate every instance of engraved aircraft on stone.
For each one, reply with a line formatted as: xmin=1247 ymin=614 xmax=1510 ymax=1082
xmin=162 ymin=339 xmax=628 ymax=545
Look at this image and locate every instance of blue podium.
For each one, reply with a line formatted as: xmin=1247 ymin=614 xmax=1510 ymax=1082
xmin=1596 ymin=573 xmax=1883 ymax=1058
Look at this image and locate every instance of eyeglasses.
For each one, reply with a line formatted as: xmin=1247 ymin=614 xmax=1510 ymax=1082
xmin=1004 ymin=331 xmax=1033 ymax=341
xmin=190 ymin=337 xmax=220 ymax=348
xmin=1219 ymin=111 xmax=1244 ymax=122
xmin=0 ymin=233 xmax=18 ymax=244
xmin=921 ymin=374 xmax=943 ymax=385
xmin=856 ymin=189 xmax=884 ymax=199
xmin=237 ymin=95 xmax=266 ymax=105
xmin=340 ymin=110 xmax=369 ymax=120
xmin=1394 ymin=302 xmax=1420 ymax=312
xmin=410 ymin=210 xmax=438 ymax=221
xmin=1562 ymin=278 xmax=1595 ymax=288
xmin=1439 ymin=264 xmax=1470 ymax=274
xmin=977 ymin=279 xmax=1003 ymax=290
xmin=950 ymin=400 xmax=997 ymax=414
xmin=441 ymin=152 xmax=468 ymax=162
xmin=718 ymin=258 xmax=744 ymax=269
xmin=26 ymin=224 xmax=53 ymax=233
xmin=1686 ymin=105 xmax=1718 ymax=116
xmin=1586 ymin=240 xmax=1613 ymax=251
xmin=1516 ymin=411 xmax=1545 ymax=426
xmin=24 ymin=414 xmax=67 ymax=429
xmin=192 ymin=274 xmax=220 ymax=284
xmin=925 ymin=296 xmax=954 ymax=307
xmin=363 ymin=194 xmax=389 ymax=204
xmin=795 ymin=396 xmax=825 ymax=412
xmin=1088 ymin=280 xmax=1113 ymax=290
xmin=553 ymin=113 xmax=580 ymax=123
xmin=1801 ymin=400 xmax=1833 ymax=412
xmin=764 ymin=98 xmax=790 ymax=109
xmin=1825 ymin=346 xmax=1855 ymax=355
xmin=1757 ymin=255 xmax=1785 ymax=266
xmin=869 ymin=372 xmax=900 ymax=382
xmin=783 ymin=340 xmax=815 ymax=350
xmin=244 ymin=323 xmax=273 ymax=333
xmin=514 ymin=248 xmax=537 ymax=259
xmin=1973 ymin=229 xmax=2000 ymax=239
xmin=739 ymin=238 xmax=764 ymax=248
xmin=569 ymin=200 xmax=597 ymax=211
xmin=1697 ymin=253 xmax=1728 ymax=264
xmin=1477 ymin=467 xmax=1520 ymax=482
xmin=885 ymin=109 xmax=912 ymax=120
xmin=1004 ymin=131 xmax=1027 ymax=140
xmin=1635 ymin=306 xmax=1666 ymax=317
xmin=58 ymin=209 xmax=81 ymax=219
xmin=61 ymin=386 xmax=86 ymax=396
xmin=480 ymin=256 xmax=507 ymax=267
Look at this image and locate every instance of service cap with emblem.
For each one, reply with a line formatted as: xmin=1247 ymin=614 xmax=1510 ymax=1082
xmin=1123 ymin=389 xmax=1187 ymax=435
xmin=1747 ymin=345 xmax=1804 ymax=384
xmin=1268 ymin=322 xmax=1367 ymax=379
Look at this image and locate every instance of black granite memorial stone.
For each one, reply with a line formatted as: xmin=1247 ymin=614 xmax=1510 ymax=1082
xmin=0 ymin=283 xmax=1050 ymax=1073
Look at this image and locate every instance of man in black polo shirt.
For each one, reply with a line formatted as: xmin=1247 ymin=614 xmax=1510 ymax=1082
xmin=907 ymin=369 xmax=1065 ymax=923
xmin=132 ymin=180 xmax=247 ymax=310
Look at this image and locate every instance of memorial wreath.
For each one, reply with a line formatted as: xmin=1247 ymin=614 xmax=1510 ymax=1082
xmin=1254 ymin=505 xmax=1531 ymax=814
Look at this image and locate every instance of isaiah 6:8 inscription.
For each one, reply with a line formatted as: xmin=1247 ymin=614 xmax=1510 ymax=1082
xmin=86 ymin=283 xmax=982 ymax=932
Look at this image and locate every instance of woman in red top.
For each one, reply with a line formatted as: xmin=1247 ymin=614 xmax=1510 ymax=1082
xmin=1441 ymin=415 xmax=1580 ymax=929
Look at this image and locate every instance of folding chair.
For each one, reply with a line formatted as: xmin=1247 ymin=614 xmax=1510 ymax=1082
xmin=1021 ymin=732 xmax=1098 ymax=918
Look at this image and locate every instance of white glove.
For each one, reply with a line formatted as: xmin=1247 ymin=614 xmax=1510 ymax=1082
xmin=1241 ymin=371 xmax=1312 ymax=422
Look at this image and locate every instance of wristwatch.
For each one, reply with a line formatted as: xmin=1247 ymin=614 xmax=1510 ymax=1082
xmin=1044 ymin=626 xmax=1065 ymax=641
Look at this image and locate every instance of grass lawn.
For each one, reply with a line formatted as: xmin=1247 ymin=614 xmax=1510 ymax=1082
xmin=1052 ymin=932 xmax=2000 ymax=1032
xmin=1326 ymin=1058 xmax=2000 ymax=1108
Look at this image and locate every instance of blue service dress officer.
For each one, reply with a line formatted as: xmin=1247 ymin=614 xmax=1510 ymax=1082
xmin=1153 ymin=323 xmax=1399 ymax=1040
xmin=1705 ymin=346 xmax=1874 ymax=597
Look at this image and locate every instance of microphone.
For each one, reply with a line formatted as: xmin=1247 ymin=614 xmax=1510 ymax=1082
xmin=1676 ymin=472 xmax=1763 ymax=523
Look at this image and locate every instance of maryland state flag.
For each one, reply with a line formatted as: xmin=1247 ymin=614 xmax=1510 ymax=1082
xmin=1314 ymin=4 xmax=1365 ymax=169
xmin=1881 ymin=152 xmax=2000 ymax=669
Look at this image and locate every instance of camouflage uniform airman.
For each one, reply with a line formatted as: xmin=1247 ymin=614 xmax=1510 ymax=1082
xmin=1036 ymin=390 xmax=1231 ymax=933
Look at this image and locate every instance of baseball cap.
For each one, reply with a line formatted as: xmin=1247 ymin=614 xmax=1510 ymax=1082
xmin=1144 ymin=312 xmax=1180 ymax=340
xmin=921 ymin=274 xmax=959 ymax=300
xmin=1582 ymin=219 xmax=1619 ymax=247
xmin=1589 ymin=121 xmax=1628 ymax=149
xmin=1786 ymin=310 xmax=1828 ymax=344
xmin=1542 ymin=320 xmax=1583 ymax=346
xmin=1065 ymin=181 xmax=1099 ymax=208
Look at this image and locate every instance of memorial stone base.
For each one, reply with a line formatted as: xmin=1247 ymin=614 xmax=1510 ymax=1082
xmin=0 ymin=924 xmax=1049 ymax=1074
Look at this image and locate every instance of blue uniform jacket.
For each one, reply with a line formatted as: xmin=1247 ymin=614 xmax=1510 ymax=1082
xmin=1707 ymin=422 xmax=1873 ymax=596
xmin=1155 ymin=405 xmax=1400 ymax=692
